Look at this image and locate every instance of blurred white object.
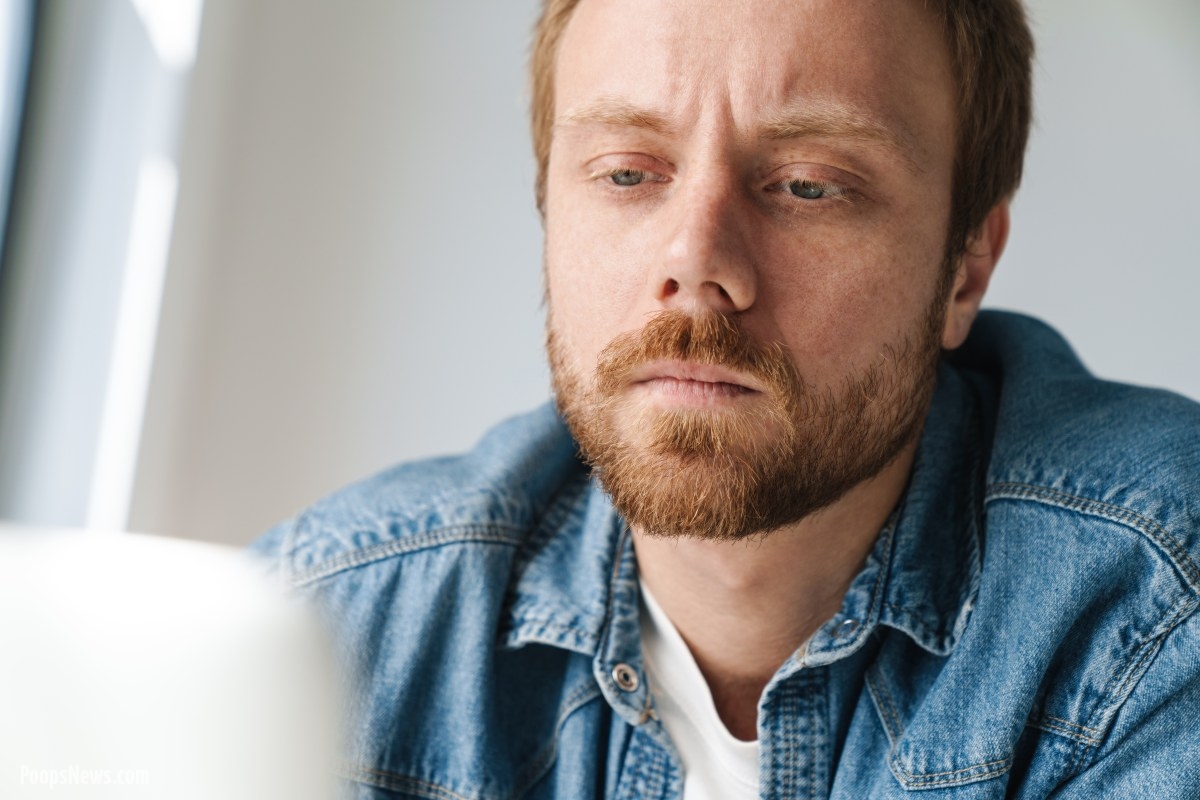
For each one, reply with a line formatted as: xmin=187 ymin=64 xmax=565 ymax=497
xmin=0 ymin=524 xmax=341 ymax=799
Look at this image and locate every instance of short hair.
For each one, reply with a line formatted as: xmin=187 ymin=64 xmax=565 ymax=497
xmin=529 ymin=0 xmax=1034 ymax=259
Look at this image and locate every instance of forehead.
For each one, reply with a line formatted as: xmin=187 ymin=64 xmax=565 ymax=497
xmin=554 ymin=0 xmax=955 ymax=164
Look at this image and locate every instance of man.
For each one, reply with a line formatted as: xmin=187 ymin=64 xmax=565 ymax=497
xmin=253 ymin=0 xmax=1200 ymax=797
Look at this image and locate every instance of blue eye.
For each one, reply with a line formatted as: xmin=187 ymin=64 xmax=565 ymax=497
xmin=787 ymin=180 xmax=826 ymax=200
xmin=609 ymin=170 xmax=646 ymax=187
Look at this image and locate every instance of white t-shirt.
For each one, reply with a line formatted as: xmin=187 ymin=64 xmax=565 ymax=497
xmin=639 ymin=582 xmax=760 ymax=800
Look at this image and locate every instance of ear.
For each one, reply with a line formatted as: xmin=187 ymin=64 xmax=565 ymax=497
xmin=941 ymin=202 xmax=1010 ymax=350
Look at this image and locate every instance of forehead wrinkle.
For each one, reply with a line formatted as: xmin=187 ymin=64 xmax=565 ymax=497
xmin=760 ymin=100 xmax=926 ymax=175
xmin=556 ymin=97 xmax=679 ymax=138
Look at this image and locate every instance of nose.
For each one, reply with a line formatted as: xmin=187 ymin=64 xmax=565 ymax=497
xmin=654 ymin=177 xmax=757 ymax=314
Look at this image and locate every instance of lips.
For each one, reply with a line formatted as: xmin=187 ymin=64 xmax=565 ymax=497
xmin=590 ymin=310 xmax=794 ymax=401
xmin=628 ymin=360 xmax=761 ymax=390
xmin=626 ymin=360 xmax=763 ymax=404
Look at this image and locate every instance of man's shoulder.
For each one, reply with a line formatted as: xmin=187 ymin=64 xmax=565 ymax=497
xmin=249 ymin=405 xmax=617 ymax=795
xmin=876 ymin=313 xmax=1200 ymax=794
xmin=961 ymin=311 xmax=1200 ymax=546
xmin=250 ymin=403 xmax=588 ymax=587
xmin=966 ymin=312 xmax=1200 ymax=778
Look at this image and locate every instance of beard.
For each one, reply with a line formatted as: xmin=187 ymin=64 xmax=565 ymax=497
xmin=547 ymin=287 xmax=948 ymax=542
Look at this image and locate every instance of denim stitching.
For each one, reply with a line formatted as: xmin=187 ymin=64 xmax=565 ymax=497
xmin=502 ymin=618 xmax=592 ymax=641
xmin=864 ymin=668 xmax=902 ymax=746
xmin=1091 ymin=594 xmax=1195 ymax=733
xmin=809 ymin=673 xmax=822 ymax=800
xmin=784 ymin=681 xmax=797 ymax=798
xmin=863 ymin=518 xmax=898 ymax=630
xmin=1037 ymin=714 xmax=1101 ymax=736
xmin=595 ymin=524 xmax=632 ymax=700
xmin=985 ymin=483 xmax=1200 ymax=591
xmin=290 ymin=525 xmax=525 ymax=586
xmin=1100 ymin=593 xmax=1195 ymax=715
xmin=509 ymin=478 xmax=589 ymax=577
xmin=1063 ymin=706 xmax=1099 ymax=783
xmin=1027 ymin=715 xmax=1102 ymax=747
xmin=341 ymin=682 xmax=602 ymax=800
xmin=888 ymin=755 xmax=1011 ymax=787
xmin=765 ymin=678 xmax=805 ymax=800
xmin=508 ymin=681 xmax=605 ymax=799
xmin=344 ymin=765 xmax=483 ymax=800
xmin=1059 ymin=593 xmax=1197 ymax=780
xmin=986 ymin=483 xmax=1200 ymax=778
xmin=868 ymin=668 xmax=1013 ymax=787
xmin=615 ymin=729 xmax=672 ymax=800
xmin=869 ymin=395 xmax=985 ymax=651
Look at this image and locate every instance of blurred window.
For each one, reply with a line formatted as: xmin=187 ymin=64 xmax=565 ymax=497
xmin=0 ymin=0 xmax=200 ymax=530
xmin=0 ymin=0 xmax=34 ymax=267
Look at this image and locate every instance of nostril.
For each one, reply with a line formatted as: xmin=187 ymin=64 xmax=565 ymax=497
xmin=657 ymin=275 xmax=749 ymax=312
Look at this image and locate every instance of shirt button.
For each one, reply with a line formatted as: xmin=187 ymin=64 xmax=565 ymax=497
xmin=612 ymin=663 xmax=640 ymax=692
xmin=836 ymin=618 xmax=860 ymax=638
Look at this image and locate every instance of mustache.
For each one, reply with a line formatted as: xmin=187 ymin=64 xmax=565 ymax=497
xmin=594 ymin=310 xmax=802 ymax=398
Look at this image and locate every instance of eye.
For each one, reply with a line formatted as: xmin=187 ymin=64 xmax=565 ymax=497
xmin=787 ymin=180 xmax=828 ymax=200
xmin=609 ymin=169 xmax=647 ymax=187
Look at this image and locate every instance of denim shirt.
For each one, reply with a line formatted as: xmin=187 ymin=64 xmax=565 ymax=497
xmin=252 ymin=312 xmax=1200 ymax=799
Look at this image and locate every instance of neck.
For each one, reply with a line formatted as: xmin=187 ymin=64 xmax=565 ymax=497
xmin=633 ymin=441 xmax=916 ymax=741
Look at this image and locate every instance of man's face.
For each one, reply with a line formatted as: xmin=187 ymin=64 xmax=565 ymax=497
xmin=544 ymin=0 xmax=960 ymax=539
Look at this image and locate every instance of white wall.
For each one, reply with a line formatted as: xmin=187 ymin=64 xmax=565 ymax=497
xmin=132 ymin=0 xmax=548 ymax=543
xmin=131 ymin=0 xmax=1200 ymax=545
xmin=991 ymin=0 xmax=1200 ymax=397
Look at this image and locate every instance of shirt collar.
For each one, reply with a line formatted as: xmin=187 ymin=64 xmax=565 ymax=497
xmin=498 ymin=465 xmax=626 ymax=656
xmin=802 ymin=362 xmax=986 ymax=664
xmin=881 ymin=362 xmax=985 ymax=655
xmin=501 ymin=361 xmax=985 ymax=666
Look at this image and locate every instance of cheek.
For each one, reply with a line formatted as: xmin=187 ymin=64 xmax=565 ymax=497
xmin=544 ymin=211 xmax=630 ymax=375
xmin=544 ymin=173 xmax=655 ymax=367
xmin=754 ymin=212 xmax=947 ymax=368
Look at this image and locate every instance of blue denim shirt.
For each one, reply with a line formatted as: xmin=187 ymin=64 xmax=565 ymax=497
xmin=252 ymin=312 xmax=1200 ymax=799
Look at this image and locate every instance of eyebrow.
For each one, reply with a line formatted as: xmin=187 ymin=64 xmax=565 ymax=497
xmin=557 ymin=98 xmax=676 ymax=137
xmin=760 ymin=101 xmax=925 ymax=174
xmin=557 ymin=97 xmax=925 ymax=174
